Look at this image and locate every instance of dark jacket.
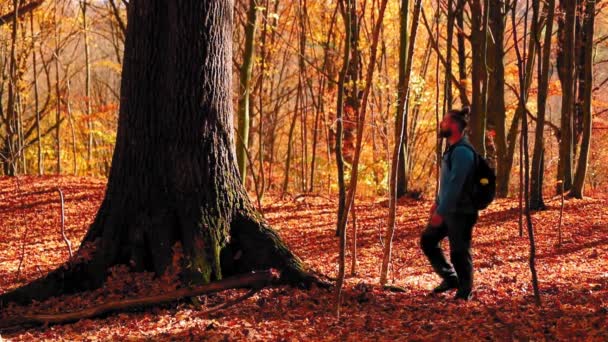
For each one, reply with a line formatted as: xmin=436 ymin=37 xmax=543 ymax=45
xmin=435 ymin=136 xmax=477 ymax=215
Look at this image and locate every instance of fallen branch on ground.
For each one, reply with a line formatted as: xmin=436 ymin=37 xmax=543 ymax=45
xmin=0 ymin=270 xmax=276 ymax=331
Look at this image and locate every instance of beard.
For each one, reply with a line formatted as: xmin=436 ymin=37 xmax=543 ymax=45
xmin=439 ymin=128 xmax=452 ymax=138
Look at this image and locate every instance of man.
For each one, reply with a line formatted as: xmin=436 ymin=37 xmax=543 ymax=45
xmin=420 ymin=107 xmax=478 ymax=301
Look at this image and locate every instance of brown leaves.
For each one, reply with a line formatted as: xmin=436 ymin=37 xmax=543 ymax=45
xmin=1 ymin=177 xmax=607 ymax=340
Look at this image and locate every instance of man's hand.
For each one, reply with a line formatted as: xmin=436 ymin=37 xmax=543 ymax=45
xmin=430 ymin=212 xmax=443 ymax=227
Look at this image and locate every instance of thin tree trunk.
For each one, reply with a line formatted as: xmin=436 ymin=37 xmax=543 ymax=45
xmin=469 ymin=0 xmax=489 ymax=155
xmin=66 ymin=74 xmax=77 ymax=175
xmin=257 ymin=0 xmax=270 ymax=200
xmin=569 ymin=0 xmax=594 ymax=199
xmin=82 ymin=0 xmax=94 ymax=172
xmin=236 ymin=0 xmax=259 ymax=184
xmin=380 ymin=0 xmax=421 ymax=286
xmin=338 ymin=0 xmax=390 ymax=247
xmin=396 ymin=0 xmax=411 ymax=198
xmin=435 ymin=9 xmax=441 ymax=197
xmin=349 ymin=206 xmax=357 ymax=276
xmin=298 ymin=0 xmax=309 ymax=193
xmin=488 ymin=0 xmax=507 ymax=182
xmin=282 ymin=91 xmax=301 ymax=198
xmin=556 ymin=0 xmax=577 ymax=193
xmin=407 ymin=35 xmax=433 ymax=178
xmin=6 ymin=0 xmax=20 ymax=176
xmin=17 ymin=81 xmax=26 ymax=174
xmin=523 ymin=65 xmax=541 ymax=306
xmin=334 ymin=0 xmax=352 ymax=239
xmin=309 ymin=4 xmax=339 ymax=193
xmin=444 ymin=0 xmax=454 ymax=109
xmin=456 ymin=0 xmax=469 ymax=107
xmin=334 ymin=0 xmax=353 ymax=318
xmin=512 ymin=0 xmax=541 ymax=305
xmin=54 ymin=2 xmax=62 ymax=175
xmin=498 ymin=1 xmax=540 ymax=198
xmin=531 ymin=0 xmax=555 ymax=210
xmin=31 ymin=11 xmax=43 ymax=175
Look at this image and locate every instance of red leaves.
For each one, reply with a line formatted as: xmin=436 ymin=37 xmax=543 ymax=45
xmin=1 ymin=176 xmax=607 ymax=340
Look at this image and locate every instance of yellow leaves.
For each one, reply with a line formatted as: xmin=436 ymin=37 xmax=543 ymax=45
xmin=94 ymin=60 xmax=122 ymax=74
xmin=268 ymin=12 xmax=280 ymax=21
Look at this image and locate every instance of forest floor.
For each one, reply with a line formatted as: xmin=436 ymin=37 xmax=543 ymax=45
xmin=0 ymin=176 xmax=607 ymax=341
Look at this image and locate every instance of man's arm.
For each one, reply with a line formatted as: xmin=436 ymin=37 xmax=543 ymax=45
xmin=435 ymin=146 xmax=474 ymax=216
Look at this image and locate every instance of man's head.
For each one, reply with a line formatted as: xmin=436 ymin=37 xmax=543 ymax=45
xmin=440 ymin=106 xmax=470 ymax=139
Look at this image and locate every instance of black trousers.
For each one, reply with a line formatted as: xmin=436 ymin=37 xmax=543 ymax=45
xmin=420 ymin=212 xmax=478 ymax=292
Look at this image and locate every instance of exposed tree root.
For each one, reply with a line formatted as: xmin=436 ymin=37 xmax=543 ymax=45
xmin=0 ymin=202 xmax=329 ymax=333
xmin=0 ymin=271 xmax=275 ymax=332
xmin=226 ymin=211 xmax=331 ymax=289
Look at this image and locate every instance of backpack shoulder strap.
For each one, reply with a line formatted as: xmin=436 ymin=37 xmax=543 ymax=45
xmin=446 ymin=142 xmax=477 ymax=171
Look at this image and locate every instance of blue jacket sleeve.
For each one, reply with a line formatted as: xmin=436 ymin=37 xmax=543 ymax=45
xmin=436 ymin=146 xmax=474 ymax=215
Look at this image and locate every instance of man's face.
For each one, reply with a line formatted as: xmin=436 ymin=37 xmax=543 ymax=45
xmin=440 ymin=115 xmax=456 ymax=138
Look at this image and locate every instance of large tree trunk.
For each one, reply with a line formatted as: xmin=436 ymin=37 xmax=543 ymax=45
xmin=0 ymin=0 xmax=315 ymax=306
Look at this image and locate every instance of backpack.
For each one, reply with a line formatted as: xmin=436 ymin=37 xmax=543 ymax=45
xmin=447 ymin=143 xmax=496 ymax=210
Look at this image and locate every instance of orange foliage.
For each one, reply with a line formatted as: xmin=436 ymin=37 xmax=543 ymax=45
xmin=1 ymin=176 xmax=607 ymax=340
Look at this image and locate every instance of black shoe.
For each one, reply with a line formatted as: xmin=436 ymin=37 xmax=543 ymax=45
xmin=454 ymin=289 xmax=473 ymax=301
xmin=432 ymin=278 xmax=459 ymax=293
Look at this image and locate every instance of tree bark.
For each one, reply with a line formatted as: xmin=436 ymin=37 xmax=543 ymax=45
xmin=512 ymin=0 xmax=541 ymax=305
xmin=281 ymin=88 xmax=300 ymax=197
xmin=556 ymin=0 xmax=577 ymax=193
xmin=309 ymin=4 xmax=339 ymax=192
xmin=569 ymin=0 xmax=594 ymax=198
xmin=468 ymin=0 xmax=488 ymax=154
xmin=334 ymin=0 xmax=352 ymax=236
xmin=236 ymin=0 xmax=259 ymax=184
xmin=0 ymin=0 xmax=317 ymax=306
xmin=381 ymin=0 xmax=421 ymax=285
xmin=0 ymin=0 xmax=44 ymax=26
xmin=81 ymin=0 xmax=94 ymax=173
xmin=31 ymin=11 xmax=43 ymax=176
xmin=531 ymin=0 xmax=555 ymax=210
xmin=497 ymin=1 xmax=540 ymax=198
xmin=396 ymin=0 xmax=411 ymax=198
xmin=337 ymin=0 xmax=388 ymax=316
xmin=5 ymin=0 xmax=20 ymax=176
xmin=487 ymin=0 xmax=507 ymax=186
xmin=54 ymin=1 xmax=62 ymax=175
xmin=455 ymin=0 xmax=469 ymax=107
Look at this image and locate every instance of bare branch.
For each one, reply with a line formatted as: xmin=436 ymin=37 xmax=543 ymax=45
xmin=0 ymin=0 xmax=44 ymax=26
